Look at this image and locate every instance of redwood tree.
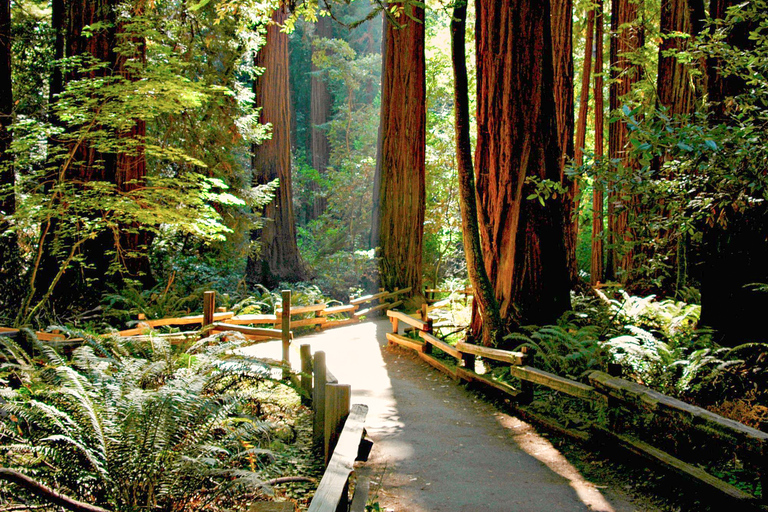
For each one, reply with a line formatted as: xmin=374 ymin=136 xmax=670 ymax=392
xmin=473 ymin=0 xmax=571 ymax=331
xmin=606 ymin=0 xmax=644 ymax=281
xmin=371 ymin=4 xmax=426 ymax=294
xmin=246 ymin=4 xmax=304 ymax=288
xmin=309 ymin=15 xmax=332 ymax=220
xmin=590 ymin=0 xmax=606 ymax=285
xmin=0 ymin=0 xmax=20 ymax=306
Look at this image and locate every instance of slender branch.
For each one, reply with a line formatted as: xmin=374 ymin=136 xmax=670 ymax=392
xmin=263 ymin=476 xmax=314 ymax=486
xmin=0 ymin=468 xmax=111 ymax=512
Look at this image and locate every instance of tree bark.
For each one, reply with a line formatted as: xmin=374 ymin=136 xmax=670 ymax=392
xmin=606 ymin=0 xmax=644 ymax=281
xmin=473 ymin=0 xmax=571 ymax=330
xmin=309 ymin=15 xmax=332 ymax=220
xmin=590 ymin=0 xmax=605 ymax=285
xmin=371 ymin=3 xmax=426 ymax=295
xmin=551 ymin=0 xmax=578 ymax=285
xmin=657 ymin=0 xmax=697 ymax=116
xmin=450 ymin=0 xmax=502 ymax=346
xmin=246 ymin=4 xmax=304 ymax=288
xmin=0 ymin=0 xmax=21 ymax=308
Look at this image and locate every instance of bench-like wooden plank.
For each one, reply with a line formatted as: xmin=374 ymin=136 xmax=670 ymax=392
xmin=355 ymin=300 xmax=402 ymax=319
xmin=143 ymin=311 xmax=234 ymax=327
xmin=456 ymin=367 xmax=522 ymax=398
xmin=319 ymin=304 xmax=358 ymax=316
xmin=213 ymin=323 xmax=283 ymax=338
xmin=509 ymin=366 xmax=605 ymax=402
xmin=589 ymin=371 xmax=768 ymax=448
xmin=426 ymin=299 xmax=452 ymax=312
xmin=455 ymin=342 xmax=524 ymax=366
xmin=386 ymin=333 xmax=425 ymax=352
xmin=381 ymin=287 xmax=412 ymax=300
xmin=594 ymin=426 xmax=758 ymax=503
xmin=350 ymin=291 xmax=389 ymax=305
xmin=419 ymin=332 xmax=460 ymax=359
xmin=276 ymin=303 xmax=327 ymax=316
xmin=308 ymin=404 xmax=369 ymax=512
xmin=289 ymin=317 xmax=328 ymax=328
xmin=225 ymin=314 xmax=279 ymax=325
xmin=387 ymin=310 xmax=430 ymax=332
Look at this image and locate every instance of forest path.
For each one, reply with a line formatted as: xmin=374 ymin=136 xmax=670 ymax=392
xmin=241 ymin=318 xmax=657 ymax=512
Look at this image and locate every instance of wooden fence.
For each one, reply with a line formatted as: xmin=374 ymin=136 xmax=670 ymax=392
xmin=298 ymin=346 xmax=372 ymax=512
xmin=384 ymin=309 xmax=768 ymax=509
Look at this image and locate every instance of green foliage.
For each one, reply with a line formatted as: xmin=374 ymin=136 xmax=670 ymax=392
xmin=0 ymin=328 xmax=301 ymax=511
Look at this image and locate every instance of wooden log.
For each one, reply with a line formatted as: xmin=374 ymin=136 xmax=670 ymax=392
xmin=427 ymin=298 xmax=452 ymax=312
xmin=319 ymin=304 xmax=358 ymax=316
xmin=209 ymin=330 xmax=275 ymax=343
xmin=418 ymin=351 xmax=458 ymax=380
xmin=455 ymin=342 xmax=524 ymax=365
xmin=142 ymin=311 xmax=234 ymax=328
xmin=593 ymin=426 xmax=759 ymax=504
xmin=519 ymin=347 xmax=534 ymax=405
xmin=281 ymin=290 xmax=291 ymax=365
xmin=419 ymin=331 xmax=460 ymax=359
xmin=386 ymin=310 xmax=430 ymax=331
xmin=386 ymin=333 xmax=425 ymax=352
xmin=507 ymin=366 xmax=605 ymax=402
xmin=277 ymin=303 xmax=327 ymax=316
xmin=381 ymin=287 xmax=412 ymax=300
xmin=349 ymin=291 xmax=389 ymax=305
xmin=290 ymin=317 xmax=328 ymax=328
xmin=456 ymin=367 xmax=522 ymax=399
xmin=300 ymin=344 xmax=312 ymax=406
xmin=354 ymin=300 xmax=402 ymax=318
xmin=224 ymin=314 xmax=279 ymax=325
xmin=212 ymin=323 xmax=282 ymax=338
xmin=203 ymin=291 xmax=216 ymax=330
xmin=390 ymin=315 xmax=399 ymax=334
xmin=308 ymin=404 xmax=369 ymax=512
xmin=324 ymin=384 xmax=351 ymax=465
xmin=313 ymin=351 xmax=327 ymax=447
xmin=589 ymin=371 xmax=768 ymax=448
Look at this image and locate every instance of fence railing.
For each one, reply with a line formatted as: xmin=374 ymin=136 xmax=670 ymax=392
xmin=300 ymin=346 xmax=372 ymax=512
xmin=384 ymin=308 xmax=768 ymax=508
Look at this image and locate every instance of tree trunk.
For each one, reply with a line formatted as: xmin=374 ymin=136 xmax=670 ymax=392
xmin=473 ymin=0 xmax=571 ymax=331
xmin=0 ymin=0 xmax=21 ymax=308
xmin=246 ymin=5 xmax=304 ymax=289
xmin=590 ymin=0 xmax=606 ymax=285
xmin=371 ymin=4 xmax=426 ymax=295
xmin=699 ymin=0 xmax=767 ymax=345
xmin=309 ymin=15 xmax=332 ymax=220
xmin=551 ymin=0 xmax=578 ymax=285
xmin=606 ymin=0 xmax=644 ymax=281
xmin=657 ymin=0 xmax=697 ymax=116
xmin=450 ymin=0 xmax=502 ymax=346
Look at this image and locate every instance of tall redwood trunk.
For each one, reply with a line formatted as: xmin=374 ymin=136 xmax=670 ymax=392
xmin=657 ymin=0 xmax=698 ymax=116
xmin=371 ymin=5 xmax=426 ymax=295
xmin=246 ymin=5 xmax=304 ymax=288
xmin=451 ymin=0 xmax=501 ymax=346
xmin=606 ymin=0 xmax=644 ymax=281
xmin=699 ymin=0 xmax=767 ymax=344
xmin=590 ymin=0 xmax=606 ymax=285
xmin=473 ymin=0 xmax=571 ymax=330
xmin=551 ymin=0 xmax=577 ymax=285
xmin=309 ymin=15 xmax=332 ymax=220
xmin=0 ymin=0 xmax=21 ymax=307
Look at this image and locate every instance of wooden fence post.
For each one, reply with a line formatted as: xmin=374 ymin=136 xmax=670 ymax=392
xmin=313 ymin=351 xmax=327 ymax=448
xmin=281 ymin=290 xmax=291 ymax=364
xmin=607 ymin=363 xmax=623 ymax=432
xmin=519 ymin=346 xmax=534 ymax=404
xmin=300 ymin=344 xmax=313 ymax=406
xmin=202 ymin=291 xmax=215 ymax=337
xmin=324 ymin=383 xmax=351 ymax=465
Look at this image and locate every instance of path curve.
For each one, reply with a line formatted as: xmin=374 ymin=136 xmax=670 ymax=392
xmin=242 ymin=318 xmax=659 ymax=512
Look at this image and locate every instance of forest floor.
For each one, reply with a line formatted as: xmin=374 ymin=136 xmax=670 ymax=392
xmin=241 ymin=318 xmax=671 ymax=512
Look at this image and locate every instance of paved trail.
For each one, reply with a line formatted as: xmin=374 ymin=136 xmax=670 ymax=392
xmin=242 ymin=319 xmax=658 ymax=512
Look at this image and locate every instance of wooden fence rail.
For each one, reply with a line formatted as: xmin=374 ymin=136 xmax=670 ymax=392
xmin=384 ymin=309 xmax=768 ymax=508
xmin=302 ymin=346 xmax=372 ymax=512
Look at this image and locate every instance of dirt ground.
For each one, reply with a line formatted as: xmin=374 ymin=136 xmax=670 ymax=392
xmin=242 ymin=318 xmax=669 ymax=512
